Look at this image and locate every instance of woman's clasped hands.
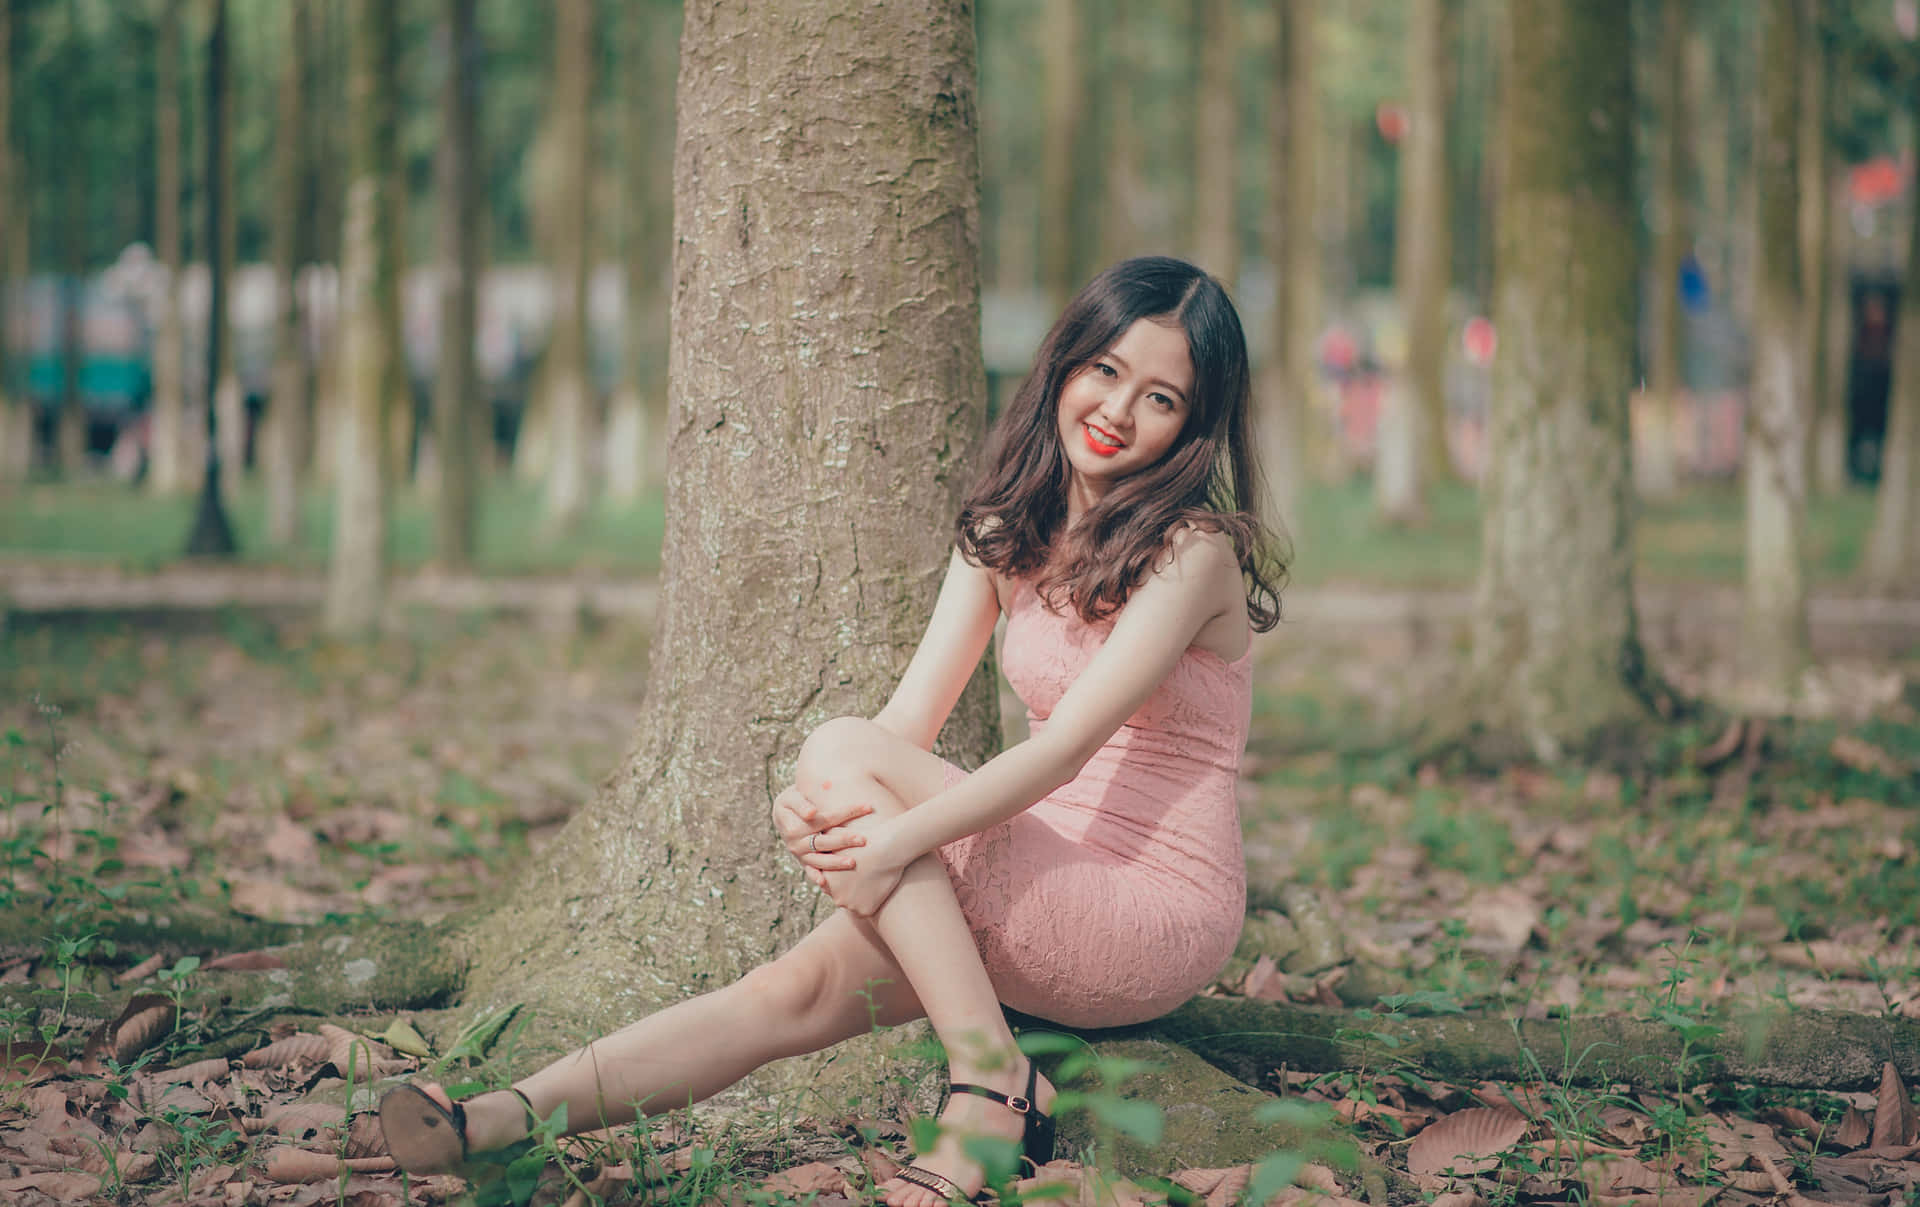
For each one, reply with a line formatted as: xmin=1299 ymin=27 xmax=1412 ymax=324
xmin=772 ymin=785 xmax=908 ymax=917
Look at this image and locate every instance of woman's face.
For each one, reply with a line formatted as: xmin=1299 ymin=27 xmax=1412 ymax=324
xmin=1055 ymin=317 xmax=1194 ymax=516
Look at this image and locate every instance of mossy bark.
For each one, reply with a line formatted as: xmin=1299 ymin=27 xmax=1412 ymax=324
xmin=263 ymin=0 xmax=312 ymax=551
xmin=1739 ymin=0 xmax=1813 ymax=700
xmin=1260 ymin=0 xmax=1317 ymax=532
xmin=1640 ymin=0 xmax=1689 ymax=501
xmin=1092 ymin=997 xmax=1920 ymax=1093
xmin=538 ymin=0 xmax=596 ymax=539
xmin=322 ymin=0 xmax=400 ymax=635
xmin=456 ymin=0 xmax=999 ymax=1078
xmin=1456 ymin=0 xmax=1674 ymax=760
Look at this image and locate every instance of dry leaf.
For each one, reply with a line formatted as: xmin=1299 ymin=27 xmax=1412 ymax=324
xmin=153 ymin=1056 xmax=231 ymax=1085
xmin=1579 ymin=1157 xmax=1664 ymax=1195
xmin=261 ymin=1101 xmax=347 ymax=1139
xmin=79 ymin=993 xmax=178 ymax=1070
xmin=760 ymin=1162 xmax=849 ymax=1196
xmin=203 ymin=950 xmax=290 ymax=972
xmin=229 ymin=878 xmax=335 ymax=922
xmin=1242 ymin=955 xmax=1281 ymax=999
xmin=243 ymin=1033 xmax=331 ymax=1069
xmin=264 ymin=1148 xmax=347 ymax=1184
xmin=1830 ymin=734 xmax=1902 ymax=776
xmin=1429 ymin=1192 xmax=1480 ymax=1207
xmin=1834 ymin=1106 xmax=1872 ymax=1150
xmin=1406 ymin=1107 xmax=1529 ymax=1178
xmin=0 ymin=1170 xmax=103 ymax=1201
xmin=115 ymin=954 xmax=165 ymax=985
xmin=1873 ymin=1061 xmax=1918 ymax=1149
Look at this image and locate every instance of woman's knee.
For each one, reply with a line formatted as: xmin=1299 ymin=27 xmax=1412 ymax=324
xmin=796 ymin=716 xmax=884 ymax=784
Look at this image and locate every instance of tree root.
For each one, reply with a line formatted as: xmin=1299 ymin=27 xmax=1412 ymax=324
xmin=1087 ymin=997 xmax=1920 ymax=1092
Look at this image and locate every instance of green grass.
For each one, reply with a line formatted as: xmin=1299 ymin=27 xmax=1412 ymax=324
xmin=1284 ymin=477 xmax=1878 ymax=588
xmin=0 ymin=478 xmax=665 ymax=576
xmin=0 ymin=474 xmax=1883 ymax=589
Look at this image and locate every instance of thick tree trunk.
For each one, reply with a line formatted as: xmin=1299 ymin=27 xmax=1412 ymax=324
xmin=1462 ymin=0 xmax=1670 ymax=759
xmin=432 ymin=0 xmax=482 ymax=566
xmin=1039 ymin=0 xmax=1086 ymax=309
xmin=1864 ymin=93 xmax=1920 ymax=591
xmin=1640 ymin=0 xmax=1688 ymax=501
xmin=538 ymin=0 xmax=596 ymax=538
xmin=1377 ymin=0 xmax=1453 ymax=526
xmin=1191 ymin=0 xmax=1238 ymax=289
xmin=323 ymin=0 xmax=400 ymax=634
xmin=1814 ymin=181 xmax=1851 ymax=495
xmin=1798 ymin=1 xmax=1830 ymax=504
xmin=605 ymin=0 xmax=675 ymax=504
xmin=148 ymin=0 xmax=191 ymax=495
xmin=460 ymin=0 xmax=1000 ymax=1061
xmin=263 ymin=0 xmax=311 ymax=549
xmin=1261 ymin=0 xmax=1317 ymax=531
xmin=1740 ymin=0 xmax=1812 ymax=699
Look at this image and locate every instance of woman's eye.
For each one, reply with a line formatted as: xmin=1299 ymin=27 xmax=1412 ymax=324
xmin=1151 ymin=392 xmax=1176 ymax=409
xmin=1095 ymin=362 xmax=1117 ymax=377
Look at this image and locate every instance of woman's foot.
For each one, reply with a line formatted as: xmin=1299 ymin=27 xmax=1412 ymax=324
xmin=378 ymin=1082 xmax=536 ymax=1175
xmin=880 ymin=1062 xmax=1056 ymax=1207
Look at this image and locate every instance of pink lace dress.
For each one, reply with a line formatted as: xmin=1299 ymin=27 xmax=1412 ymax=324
xmin=934 ymin=579 xmax=1252 ymax=1028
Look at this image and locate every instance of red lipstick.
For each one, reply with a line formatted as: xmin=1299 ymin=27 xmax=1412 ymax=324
xmin=1083 ymin=425 xmax=1122 ymax=455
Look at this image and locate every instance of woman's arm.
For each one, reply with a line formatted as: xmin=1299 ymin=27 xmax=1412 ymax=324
xmin=869 ymin=547 xmax=1004 ymax=750
xmin=868 ymin=528 xmax=1238 ymax=868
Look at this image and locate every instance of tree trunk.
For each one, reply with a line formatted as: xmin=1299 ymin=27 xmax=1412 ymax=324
xmin=214 ymin=6 xmax=244 ymax=482
xmin=536 ymin=0 xmax=596 ymax=538
xmin=1639 ymin=0 xmax=1688 ymax=501
xmin=1191 ymin=0 xmax=1238 ymax=289
xmin=1376 ymin=0 xmax=1453 ymax=525
xmin=1739 ymin=0 xmax=1812 ymax=700
xmin=57 ymin=120 xmax=87 ymax=475
xmin=1261 ymin=0 xmax=1317 ymax=532
xmin=459 ymin=0 xmax=1000 ymax=1062
xmin=0 ymin=0 xmax=16 ymax=486
xmin=183 ymin=0 xmax=238 ymax=557
xmin=146 ymin=0 xmax=191 ymax=494
xmin=263 ymin=0 xmax=311 ymax=549
xmin=1461 ymin=0 xmax=1670 ymax=759
xmin=1814 ymin=179 xmax=1850 ymax=495
xmin=323 ymin=0 xmax=400 ymax=634
xmin=1863 ymin=69 xmax=1920 ymax=591
xmin=1039 ymin=0 xmax=1086 ymax=309
xmin=432 ymin=0 xmax=482 ymax=565
xmin=1098 ymin=0 xmax=1143 ymax=268
xmin=605 ymin=0 xmax=675 ymax=504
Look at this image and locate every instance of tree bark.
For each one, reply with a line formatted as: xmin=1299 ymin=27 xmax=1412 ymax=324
xmin=183 ymin=0 xmax=238 ymax=558
xmin=458 ymin=0 xmax=1000 ymax=1064
xmin=0 ymin=0 xmax=17 ymax=485
xmin=323 ymin=0 xmax=400 ymax=634
xmin=537 ymin=0 xmax=596 ymax=538
xmin=1088 ymin=997 xmax=1920 ymax=1094
xmin=1640 ymin=0 xmax=1689 ymax=501
xmin=1261 ymin=0 xmax=1317 ymax=532
xmin=57 ymin=96 xmax=88 ymax=476
xmin=1039 ymin=0 xmax=1087 ymax=309
xmin=214 ymin=3 xmax=244 ymax=482
xmin=1191 ymin=0 xmax=1238 ymax=289
xmin=1460 ymin=0 xmax=1671 ymax=759
xmin=432 ymin=0 xmax=482 ymax=566
xmin=147 ymin=0 xmax=191 ymax=494
xmin=263 ymin=0 xmax=312 ymax=550
xmin=605 ymin=0 xmax=676 ymax=505
xmin=1376 ymin=0 xmax=1453 ymax=526
xmin=1797 ymin=0 xmax=1830 ymax=504
xmin=1739 ymin=0 xmax=1812 ymax=699
xmin=1864 ymin=65 xmax=1920 ymax=591
xmin=1814 ymin=179 xmax=1851 ymax=495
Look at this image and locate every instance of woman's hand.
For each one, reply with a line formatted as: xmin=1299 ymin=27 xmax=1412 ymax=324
xmin=773 ymin=784 xmax=871 ymax=872
xmin=807 ymin=826 xmax=909 ymax=918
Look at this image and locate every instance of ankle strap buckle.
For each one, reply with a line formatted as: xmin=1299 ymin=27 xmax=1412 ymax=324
xmin=1005 ymin=1095 xmax=1031 ymax=1114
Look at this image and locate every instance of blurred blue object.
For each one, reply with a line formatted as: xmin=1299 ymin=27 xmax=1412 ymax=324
xmin=1679 ymin=253 xmax=1710 ymax=316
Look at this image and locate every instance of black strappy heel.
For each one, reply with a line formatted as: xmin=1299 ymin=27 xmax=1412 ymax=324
xmin=891 ymin=1059 xmax=1055 ymax=1203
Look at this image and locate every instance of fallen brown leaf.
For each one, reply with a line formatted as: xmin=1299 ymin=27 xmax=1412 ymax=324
xmin=0 ymin=1170 xmax=103 ymax=1201
xmin=1406 ymin=1107 xmax=1529 ymax=1178
xmin=114 ymin=954 xmax=165 ymax=985
xmin=1873 ymin=1061 xmax=1918 ymax=1149
xmin=242 ymin=1032 xmax=331 ymax=1070
xmin=760 ymin=1161 xmax=849 ymax=1196
xmin=203 ymin=949 xmax=291 ymax=972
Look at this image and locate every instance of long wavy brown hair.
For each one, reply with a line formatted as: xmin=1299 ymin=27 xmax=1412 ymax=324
xmin=956 ymin=256 xmax=1288 ymax=631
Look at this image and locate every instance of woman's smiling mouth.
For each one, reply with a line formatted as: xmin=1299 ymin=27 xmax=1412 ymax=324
xmin=1083 ymin=423 xmax=1124 ymax=455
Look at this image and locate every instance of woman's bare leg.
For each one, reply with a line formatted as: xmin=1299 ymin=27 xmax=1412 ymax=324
xmin=453 ymin=908 xmax=923 ymax=1150
xmin=450 ymin=714 xmax=1049 ymax=1207
xmin=788 ymin=718 xmax=1055 ymax=1207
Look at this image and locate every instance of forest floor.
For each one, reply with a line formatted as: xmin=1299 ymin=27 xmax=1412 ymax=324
xmin=0 ymin=606 xmax=1917 ymax=1207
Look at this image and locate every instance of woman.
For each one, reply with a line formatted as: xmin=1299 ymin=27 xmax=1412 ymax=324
xmin=381 ymin=256 xmax=1285 ymax=1207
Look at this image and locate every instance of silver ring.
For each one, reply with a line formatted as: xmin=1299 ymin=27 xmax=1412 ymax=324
xmin=811 ymin=834 xmax=819 ymax=853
